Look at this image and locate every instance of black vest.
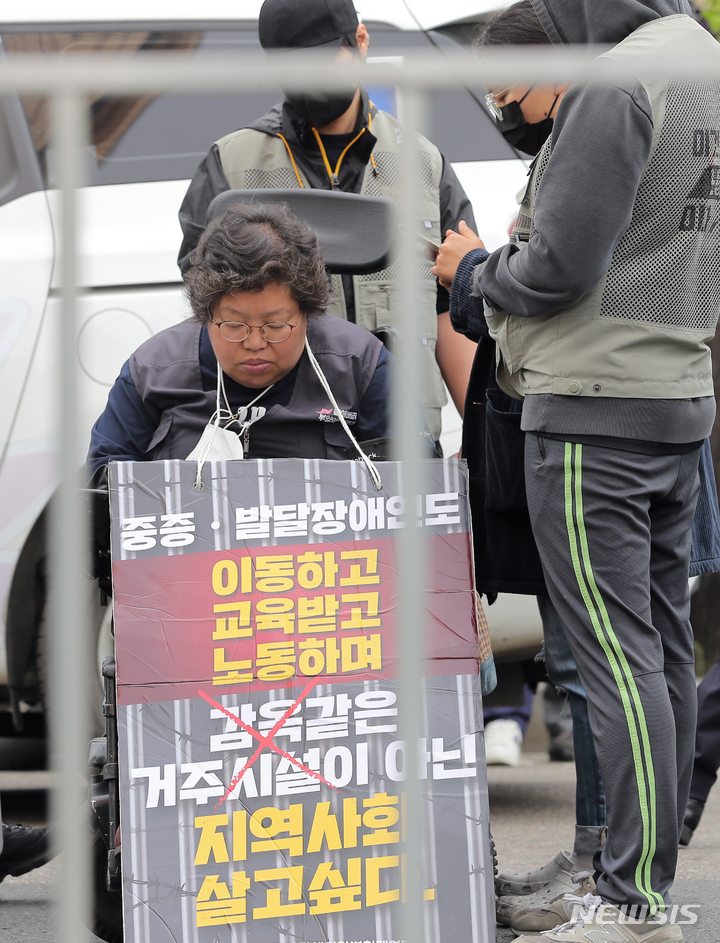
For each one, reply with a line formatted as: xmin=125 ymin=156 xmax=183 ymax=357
xmin=129 ymin=315 xmax=383 ymax=461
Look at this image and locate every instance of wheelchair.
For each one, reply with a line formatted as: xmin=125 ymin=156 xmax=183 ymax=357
xmin=85 ymin=188 xmax=397 ymax=942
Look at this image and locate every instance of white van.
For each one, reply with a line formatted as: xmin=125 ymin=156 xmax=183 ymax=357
xmin=0 ymin=1 xmax=538 ymax=734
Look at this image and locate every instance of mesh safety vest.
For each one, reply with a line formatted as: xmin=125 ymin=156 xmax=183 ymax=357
xmin=216 ymin=110 xmax=446 ymax=438
xmin=487 ymin=15 xmax=720 ymax=403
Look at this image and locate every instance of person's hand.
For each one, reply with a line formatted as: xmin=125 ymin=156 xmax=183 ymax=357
xmin=431 ymin=220 xmax=486 ymax=289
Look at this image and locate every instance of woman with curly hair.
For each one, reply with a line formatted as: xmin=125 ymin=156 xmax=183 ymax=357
xmin=88 ymin=202 xmax=392 ymax=474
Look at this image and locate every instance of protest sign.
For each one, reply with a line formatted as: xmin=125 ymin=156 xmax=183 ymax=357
xmin=110 ymin=457 xmax=494 ymax=943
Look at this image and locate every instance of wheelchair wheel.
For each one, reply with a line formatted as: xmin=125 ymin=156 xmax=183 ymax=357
xmin=91 ymin=822 xmax=123 ymax=943
xmin=37 ymin=591 xmax=113 ymax=740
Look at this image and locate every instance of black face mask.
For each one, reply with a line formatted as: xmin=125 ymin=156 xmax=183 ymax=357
xmin=284 ymin=86 xmax=358 ymax=129
xmin=284 ymin=47 xmax=361 ymax=130
xmin=497 ymin=93 xmax=560 ymax=157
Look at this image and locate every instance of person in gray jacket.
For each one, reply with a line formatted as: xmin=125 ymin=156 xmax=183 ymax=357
xmin=177 ymin=0 xmax=478 ymax=444
xmin=434 ymin=0 xmax=720 ymax=940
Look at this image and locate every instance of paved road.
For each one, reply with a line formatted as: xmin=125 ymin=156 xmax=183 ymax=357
xmin=1 ymin=733 xmax=718 ymax=941
xmin=490 ymin=753 xmax=720 ymax=942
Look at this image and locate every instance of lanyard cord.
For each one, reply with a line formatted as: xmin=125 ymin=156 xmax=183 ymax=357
xmin=193 ymin=365 xmax=274 ymax=489
xmin=368 ymin=110 xmax=379 ymax=177
xmin=195 ymin=350 xmax=381 ymax=492
xmin=277 ymin=133 xmax=306 ymax=188
xmin=311 ymin=125 xmax=366 ymax=188
xmin=218 ymin=365 xmax=274 ymax=424
xmin=304 ymin=335 xmax=382 ymax=491
xmin=277 ymin=105 xmax=379 ymax=189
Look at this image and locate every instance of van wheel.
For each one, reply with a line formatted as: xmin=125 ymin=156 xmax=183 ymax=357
xmin=90 ymin=822 xmax=123 ymax=943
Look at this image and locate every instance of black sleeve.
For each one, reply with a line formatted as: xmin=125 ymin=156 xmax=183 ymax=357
xmin=439 ymin=154 xmax=477 ymax=235
xmin=436 ymin=155 xmax=477 ymax=314
xmin=449 ymin=248 xmax=491 ymax=341
xmin=355 ymin=345 xmax=391 ymax=441
xmin=86 ymin=361 xmax=157 ymax=477
xmin=177 ymin=144 xmax=231 ymax=275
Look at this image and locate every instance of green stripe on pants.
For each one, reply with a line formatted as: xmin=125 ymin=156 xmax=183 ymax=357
xmin=563 ymin=442 xmax=664 ymax=913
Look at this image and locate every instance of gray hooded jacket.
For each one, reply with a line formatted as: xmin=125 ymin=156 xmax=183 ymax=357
xmin=474 ymin=0 xmax=720 ymax=443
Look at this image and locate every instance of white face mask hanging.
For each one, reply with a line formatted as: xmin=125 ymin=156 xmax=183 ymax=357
xmin=187 ymin=363 xmax=273 ymax=488
xmin=186 ymin=422 xmax=245 ymax=464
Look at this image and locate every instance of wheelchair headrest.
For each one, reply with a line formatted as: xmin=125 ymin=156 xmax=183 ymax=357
xmin=205 ymin=189 xmax=394 ymax=275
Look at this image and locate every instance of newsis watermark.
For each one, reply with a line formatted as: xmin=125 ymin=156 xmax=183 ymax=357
xmin=568 ymin=902 xmax=700 ymax=927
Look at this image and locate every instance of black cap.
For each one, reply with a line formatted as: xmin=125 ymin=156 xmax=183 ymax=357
xmin=259 ymin=0 xmax=359 ymax=52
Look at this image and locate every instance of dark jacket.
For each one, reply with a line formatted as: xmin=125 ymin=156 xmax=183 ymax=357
xmin=88 ymin=314 xmax=388 ymax=474
xmin=177 ymin=90 xmax=475 ymax=300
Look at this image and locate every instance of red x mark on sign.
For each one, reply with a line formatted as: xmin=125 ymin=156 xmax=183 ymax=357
xmin=199 ymin=678 xmax=338 ymax=808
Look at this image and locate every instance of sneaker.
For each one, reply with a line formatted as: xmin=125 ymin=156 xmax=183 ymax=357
xmin=0 ymin=823 xmax=53 ymax=881
xmin=484 ymin=719 xmax=523 ymax=766
xmin=497 ymin=866 xmax=583 ymax=926
xmin=513 ymin=894 xmax=684 ymax=942
xmin=507 ymin=872 xmax=596 ymax=932
xmin=679 ymin=797 xmax=705 ymax=847
xmin=496 ymin=848 xmax=575 ymax=896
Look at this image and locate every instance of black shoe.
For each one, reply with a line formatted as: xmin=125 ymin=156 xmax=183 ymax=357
xmin=548 ymin=728 xmax=575 ymax=762
xmin=0 ymin=823 xmax=53 ymax=881
xmin=679 ymin=797 xmax=705 ymax=847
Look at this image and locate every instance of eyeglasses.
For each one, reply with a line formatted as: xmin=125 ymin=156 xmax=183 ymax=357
xmin=210 ymin=317 xmax=301 ymax=343
xmin=485 ymin=87 xmax=512 ymax=121
xmin=485 ymin=84 xmax=535 ymax=121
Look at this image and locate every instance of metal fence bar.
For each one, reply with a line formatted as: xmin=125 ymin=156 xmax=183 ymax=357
xmin=394 ymin=85 xmax=429 ymax=943
xmin=1 ymin=43 xmax=720 ymax=95
xmin=48 ymin=90 xmax=91 ymax=943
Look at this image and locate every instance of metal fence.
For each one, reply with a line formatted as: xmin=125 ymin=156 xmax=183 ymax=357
xmin=1 ymin=39 xmax=719 ymax=943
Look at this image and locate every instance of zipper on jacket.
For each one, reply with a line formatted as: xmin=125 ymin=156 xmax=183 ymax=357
xmin=277 ymin=108 xmax=380 ymax=188
xmin=312 ymin=126 xmax=367 ymax=189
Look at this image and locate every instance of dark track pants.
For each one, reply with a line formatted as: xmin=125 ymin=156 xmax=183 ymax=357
xmin=525 ymin=435 xmax=700 ymax=913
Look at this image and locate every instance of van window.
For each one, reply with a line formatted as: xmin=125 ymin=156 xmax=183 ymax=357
xmin=2 ymin=29 xmax=281 ymax=186
xmin=2 ymin=23 xmax=514 ymax=187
